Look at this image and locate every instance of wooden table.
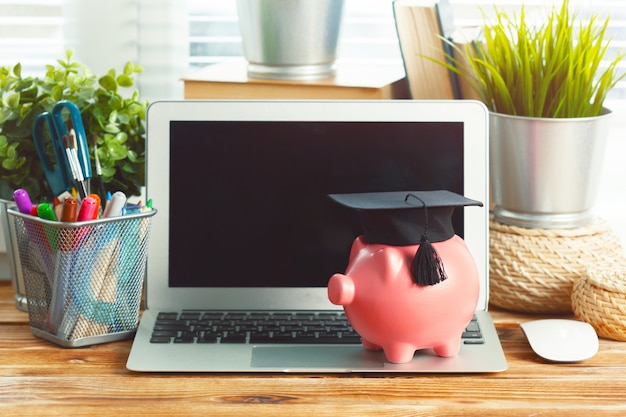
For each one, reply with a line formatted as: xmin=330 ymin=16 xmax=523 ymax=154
xmin=1 ymin=281 xmax=624 ymax=416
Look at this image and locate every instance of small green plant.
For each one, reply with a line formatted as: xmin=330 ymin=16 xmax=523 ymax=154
xmin=0 ymin=49 xmax=147 ymax=202
xmin=436 ymin=0 xmax=626 ymax=118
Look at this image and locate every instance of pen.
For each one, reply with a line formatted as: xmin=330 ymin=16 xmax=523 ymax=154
xmin=77 ymin=196 xmax=98 ymax=221
xmin=13 ymin=188 xmax=55 ymax=283
xmin=13 ymin=189 xmax=33 ymax=214
xmin=92 ymin=134 xmax=107 ymax=205
xmin=102 ymin=191 xmax=126 ymax=218
xmin=48 ymin=225 xmax=73 ymax=336
xmin=61 ymin=197 xmax=78 ymax=222
xmin=88 ymin=193 xmax=101 ymax=219
xmin=37 ymin=203 xmax=57 ymax=221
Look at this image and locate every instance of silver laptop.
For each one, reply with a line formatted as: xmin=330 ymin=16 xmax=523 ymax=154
xmin=126 ymin=99 xmax=507 ymax=373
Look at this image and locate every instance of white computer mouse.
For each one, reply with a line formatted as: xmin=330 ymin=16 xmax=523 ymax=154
xmin=520 ymin=319 xmax=599 ymax=362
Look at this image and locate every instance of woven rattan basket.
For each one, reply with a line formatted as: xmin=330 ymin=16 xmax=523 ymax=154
xmin=572 ymin=266 xmax=626 ymax=341
xmin=489 ymin=217 xmax=623 ymax=313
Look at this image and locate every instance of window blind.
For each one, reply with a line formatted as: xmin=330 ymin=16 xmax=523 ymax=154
xmin=0 ymin=0 xmax=65 ymax=75
xmin=0 ymin=1 xmax=624 ymax=100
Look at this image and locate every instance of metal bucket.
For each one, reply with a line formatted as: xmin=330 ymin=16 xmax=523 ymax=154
xmin=490 ymin=109 xmax=612 ymax=229
xmin=236 ymin=0 xmax=345 ymax=80
xmin=0 ymin=199 xmax=28 ymax=311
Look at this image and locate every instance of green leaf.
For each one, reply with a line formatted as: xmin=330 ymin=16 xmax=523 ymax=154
xmin=117 ymin=74 xmax=133 ymax=88
xmin=123 ymin=61 xmax=134 ymax=76
xmin=12 ymin=62 xmax=21 ymax=78
xmin=5 ymin=92 xmax=20 ymax=109
xmin=105 ymin=140 xmax=128 ymax=160
xmin=99 ymin=74 xmax=117 ymax=92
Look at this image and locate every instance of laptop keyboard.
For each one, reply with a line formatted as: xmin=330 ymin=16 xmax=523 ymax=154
xmin=149 ymin=311 xmax=484 ymax=345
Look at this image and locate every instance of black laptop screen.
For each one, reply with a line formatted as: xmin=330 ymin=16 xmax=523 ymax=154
xmin=169 ymin=121 xmax=464 ymax=288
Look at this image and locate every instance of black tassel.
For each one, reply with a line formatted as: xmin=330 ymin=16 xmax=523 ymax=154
xmin=412 ymin=234 xmax=447 ymax=286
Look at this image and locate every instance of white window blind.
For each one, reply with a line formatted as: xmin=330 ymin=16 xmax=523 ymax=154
xmin=0 ymin=1 xmax=624 ymax=100
xmin=0 ymin=0 xmax=65 ymax=75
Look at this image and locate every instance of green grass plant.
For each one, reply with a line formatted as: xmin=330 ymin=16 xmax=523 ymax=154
xmin=438 ymin=0 xmax=625 ymax=118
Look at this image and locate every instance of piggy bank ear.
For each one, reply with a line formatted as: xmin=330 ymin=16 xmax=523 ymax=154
xmin=371 ymin=246 xmax=405 ymax=283
xmin=349 ymin=236 xmax=368 ymax=259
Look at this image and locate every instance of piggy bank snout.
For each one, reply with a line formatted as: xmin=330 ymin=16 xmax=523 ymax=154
xmin=328 ymin=274 xmax=355 ymax=305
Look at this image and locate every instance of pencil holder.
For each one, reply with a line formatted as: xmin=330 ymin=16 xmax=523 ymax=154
xmin=7 ymin=208 xmax=156 ymax=347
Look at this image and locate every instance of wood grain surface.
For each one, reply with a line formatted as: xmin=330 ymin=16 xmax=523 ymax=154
xmin=1 ymin=281 xmax=624 ymax=416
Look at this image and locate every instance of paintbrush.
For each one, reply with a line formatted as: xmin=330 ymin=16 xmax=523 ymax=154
xmin=92 ymin=134 xmax=107 ymax=208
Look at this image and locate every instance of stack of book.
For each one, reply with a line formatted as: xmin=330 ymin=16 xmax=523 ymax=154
xmin=393 ymin=0 xmax=481 ymax=100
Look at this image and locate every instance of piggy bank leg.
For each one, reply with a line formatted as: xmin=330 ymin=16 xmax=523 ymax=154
xmin=383 ymin=342 xmax=416 ymax=364
xmin=433 ymin=339 xmax=462 ymax=357
xmin=361 ymin=338 xmax=382 ymax=351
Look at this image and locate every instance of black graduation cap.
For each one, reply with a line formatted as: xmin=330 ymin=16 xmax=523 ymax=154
xmin=329 ymin=190 xmax=483 ymax=286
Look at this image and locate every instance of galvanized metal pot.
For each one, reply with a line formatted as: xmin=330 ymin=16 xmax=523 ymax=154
xmin=236 ymin=0 xmax=345 ymax=80
xmin=0 ymin=199 xmax=27 ymax=311
xmin=490 ymin=109 xmax=612 ymax=229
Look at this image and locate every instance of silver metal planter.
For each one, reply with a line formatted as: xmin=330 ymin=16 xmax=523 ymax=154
xmin=490 ymin=109 xmax=612 ymax=229
xmin=0 ymin=199 xmax=28 ymax=311
xmin=236 ymin=0 xmax=345 ymax=80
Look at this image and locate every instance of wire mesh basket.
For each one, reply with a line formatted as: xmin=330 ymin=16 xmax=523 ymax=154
xmin=7 ymin=207 xmax=156 ymax=347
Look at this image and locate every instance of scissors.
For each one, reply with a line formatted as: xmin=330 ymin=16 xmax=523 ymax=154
xmin=32 ymin=100 xmax=92 ymax=199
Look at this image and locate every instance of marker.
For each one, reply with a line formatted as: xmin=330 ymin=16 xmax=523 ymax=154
xmin=88 ymin=193 xmax=101 ymax=219
xmin=77 ymin=196 xmax=98 ymax=221
xmin=102 ymin=191 xmax=126 ymax=218
xmin=13 ymin=189 xmax=33 ymax=214
xmin=122 ymin=204 xmax=142 ymax=215
xmin=61 ymin=197 xmax=78 ymax=222
xmin=36 ymin=203 xmax=58 ymax=252
xmin=37 ymin=203 xmax=57 ymax=221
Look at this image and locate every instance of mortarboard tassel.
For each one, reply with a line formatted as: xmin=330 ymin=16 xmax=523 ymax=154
xmin=406 ymin=195 xmax=447 ymax=286
xmin=413 ymin=233 xmax=447 ymax=286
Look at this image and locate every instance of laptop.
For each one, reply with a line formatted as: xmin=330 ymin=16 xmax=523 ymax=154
xmin=126 ymin=99 xmax=508 ymax=373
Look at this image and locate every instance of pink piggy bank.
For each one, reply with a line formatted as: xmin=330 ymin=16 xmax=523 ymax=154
xmin=328 ymin=234 xmax=480 ymax=364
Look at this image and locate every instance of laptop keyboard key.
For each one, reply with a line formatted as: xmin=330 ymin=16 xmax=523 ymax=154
xmin=150 ymin=336 xmax=172 ymax=343
xmin=197 ymin=334 xmax=219 ymax=343
xmin=221 ymin=332 xmax=247 ymax=343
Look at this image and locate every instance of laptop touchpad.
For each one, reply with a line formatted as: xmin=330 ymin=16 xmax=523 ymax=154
xmin=251 ymin=346 xmax=385 ymax=370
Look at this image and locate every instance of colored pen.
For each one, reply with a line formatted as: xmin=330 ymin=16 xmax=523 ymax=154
xmin=37 ymin=203 xmax=57 ymax=221
xmin=61 ymin=197 xmax=78 ymax=222
xmin=92 ymin=134 xmax=107 ymax=204
xmin=13 ymin=189 xmax=33 ymax=214
xmin=102 ymin=191 xmax=126 ymax=218
xmin=88 ymin=193 xmax=101 ymax=219
xmin=77 ymin=196 xmax=98 ymax=221
xmin=36 ymin=202 xmax=58 ymax=253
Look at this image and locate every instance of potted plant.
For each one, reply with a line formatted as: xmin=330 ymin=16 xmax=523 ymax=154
xmin=0 ymin=49 xmax=147 ymax=203
xmin=0 ymin=49 xmax=147 ymax=310
xmin=438 ymin=0 xmax=625 ymax=229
